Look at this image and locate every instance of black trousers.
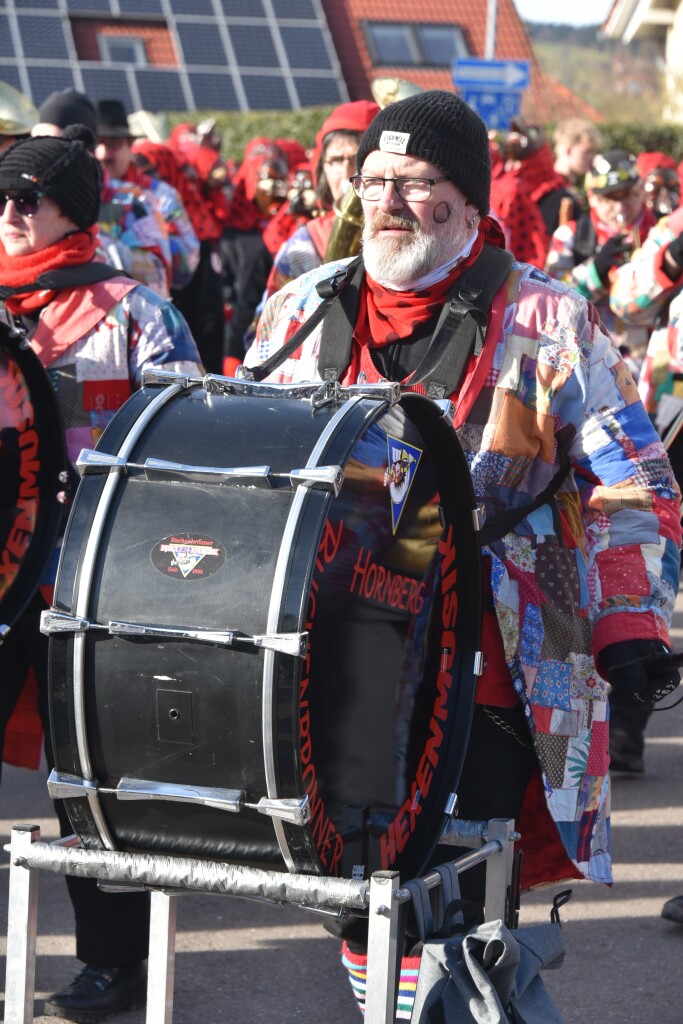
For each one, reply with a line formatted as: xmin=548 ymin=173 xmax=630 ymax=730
xmin=328 ymin=702 xmax=538 ymax=953
xmin=0 ymin=590 xmax=150 ymax=968
xmin=220 ymin=228 xmax=273 ymax=360
xmin=172 ymin=239 xmax=224 ymax=375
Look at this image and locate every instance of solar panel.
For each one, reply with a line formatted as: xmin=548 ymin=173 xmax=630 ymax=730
xmin=117 ymin=0 xmax=162 ymax=14
xmin=0 ymin=64 xmax=23 ymax=93
xmin=219 ymin=0 xmax=266 ymax=16
xmin=66 ymin=0 xmax=112 ymax=9
xmin=241 ymin=75 xmax=290 ymax=110
xmin=172 ymin=0 xmax=213 ymax=13
xmin=18 ymin=15 xmax=70 ymax=59
xmin=176 ymin=23 xmax=227 ymax=67
xmin=188 ymin=73 xmax=238 ymax=111
xmin=271 ymin=0 xmax=316 ymax=18
xmin=227 ymin=24 xmax=278 ymax=69
xmin=14 ymin=0 xmax=60 ymax=8
xmin=294 ymin=76 xmax=343 ymax=107
xmin=279 ymin=26 xmax=332 ymax=70
xmin=136 ymin=69 xmax=186 ymax=113
xmin=27 ymin=64 xmax=76 ymax=106
xmin=80 ymin=68 xmax=133 ymax=110
xmin=0 ymin=15 xmax=14 ymax=58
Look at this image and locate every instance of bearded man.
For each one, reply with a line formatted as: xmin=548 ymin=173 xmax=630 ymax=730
xmin=245 ymin=91 xmax=681 ymax=1019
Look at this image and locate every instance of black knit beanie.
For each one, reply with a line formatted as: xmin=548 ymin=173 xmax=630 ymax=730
xmin=356 ymin=90 xmax=491 ymax=216
xmin=38 ymin=89 xmax=98 ymax=136
xmin=0 ymin=124 xmax=102 ymax=228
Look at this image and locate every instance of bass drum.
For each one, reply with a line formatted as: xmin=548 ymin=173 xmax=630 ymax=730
xmin=47 ymin=373 xmax=482 ymax=884
xmin=0 ymin=322 xmax=67 ymax=636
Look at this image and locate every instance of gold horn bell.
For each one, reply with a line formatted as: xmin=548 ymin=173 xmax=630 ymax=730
xmin=323 ymin=77 xmax=424 ymax=262
xmin=0 ymin=80 xmax=38 ymax=137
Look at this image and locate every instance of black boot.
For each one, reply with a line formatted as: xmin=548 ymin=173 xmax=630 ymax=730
xmin=43 ymin=961 xmax=147 ymax=1023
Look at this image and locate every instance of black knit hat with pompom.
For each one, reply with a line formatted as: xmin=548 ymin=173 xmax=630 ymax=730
xmin=356 ymin=90 xmax=491 ymax=216
xmin=0 ymin=124 xmax=102 ymax=228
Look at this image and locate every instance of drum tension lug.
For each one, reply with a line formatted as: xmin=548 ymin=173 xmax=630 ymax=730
xmin=310 ymin=380 xmax=340 ymax=409
xmin=444 ymin=792 xmax=458 ymax=818
xmin=472 ymin=505 xmax=486 ymax=532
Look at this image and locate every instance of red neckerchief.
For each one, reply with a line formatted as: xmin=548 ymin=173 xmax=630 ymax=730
xmin=0 ymin=227 xmax=99 ymax=315
xmin=589 ymin=204 xmax=657 ymax=247
xmin=121 ymin=161 xmax=153 ymax=191
xmin=356 ymin=215 xmax=505 ymax=349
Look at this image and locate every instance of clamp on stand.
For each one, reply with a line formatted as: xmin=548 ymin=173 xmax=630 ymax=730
xmin=4 ymin=818 xmax=518 ymax=1024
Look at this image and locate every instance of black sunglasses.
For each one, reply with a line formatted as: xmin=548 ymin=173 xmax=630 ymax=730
xmin=0 ymin=191 xmax=46 ymax=217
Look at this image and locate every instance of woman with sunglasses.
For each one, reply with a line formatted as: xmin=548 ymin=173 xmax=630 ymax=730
xmin=0 ymin=123 xmax=202 ymax=1022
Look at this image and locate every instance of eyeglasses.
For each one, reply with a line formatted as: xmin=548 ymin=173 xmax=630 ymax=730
xmin=350 ymin=175 xmax=448 ymax=202
xmin=0 ymin=191 xmax=46 ymax=217
xmin=324 ymin=154 xmax=357 ymax=168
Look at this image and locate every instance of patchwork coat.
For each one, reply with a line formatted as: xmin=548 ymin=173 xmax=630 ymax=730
xmin=246 ymin=255 xmax=682 ymax=887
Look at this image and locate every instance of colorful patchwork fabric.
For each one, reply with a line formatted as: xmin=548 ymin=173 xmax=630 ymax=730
xmin=545 ymin=214 xmax=652 ymax=355
xmin=98 ymin=179 xmax=172 ymax=297
xmin=146 ymin=177 xmax=200 ymax=291
xmin=246 ymin=255 xmax=682 ymax=886
xmin=1 ymin=279 xmax=201 ymax=470
xmin=610 ymin=205 xmax=683 ymax=420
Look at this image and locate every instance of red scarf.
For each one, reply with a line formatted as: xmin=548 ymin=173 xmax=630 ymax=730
xmin=358 ymin=216 xmax=505 ymax=348
xmin=0 ymin=227 xmax=99 ymax=315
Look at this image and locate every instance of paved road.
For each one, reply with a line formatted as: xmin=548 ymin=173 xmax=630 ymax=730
xmin=2 ymin=600 xmax=683 ymax=1023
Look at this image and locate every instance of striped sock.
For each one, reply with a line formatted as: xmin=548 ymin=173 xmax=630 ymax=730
xmin=341 ymin=942 xmax=421 ymax=1021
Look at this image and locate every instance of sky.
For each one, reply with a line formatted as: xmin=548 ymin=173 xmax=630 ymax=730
xmin=514 ymin=0 xmax=615 ymax=25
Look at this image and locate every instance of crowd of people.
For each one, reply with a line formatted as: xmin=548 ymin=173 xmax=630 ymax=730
xmin=1 ymin=80 xmax=683 ymax=1022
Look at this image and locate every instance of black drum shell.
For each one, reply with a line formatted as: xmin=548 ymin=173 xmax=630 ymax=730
xmin=49 ymin=379 xmax=481 ymax=882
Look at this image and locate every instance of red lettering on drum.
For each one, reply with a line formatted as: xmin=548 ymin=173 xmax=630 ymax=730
xmin=1 ymin=358 xmax=35 ymax=433
xmin=0 ymin=358 xmax=40 ymax=596
xmin=350 ymin=547 xmax=426 ymax=614
xmin=380 ymin=525 xmax=459 ymax=869
xmin=297 ymin=518 xmax=346 ymax=874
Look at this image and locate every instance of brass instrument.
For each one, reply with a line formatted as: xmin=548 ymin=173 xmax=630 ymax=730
xmin=0 ymin=80 xmax=38 ymax=137
xmin=323 ymin=76 xmax=424 ymax=262
xmin=127 ymin=109 xmax=170 ymax=143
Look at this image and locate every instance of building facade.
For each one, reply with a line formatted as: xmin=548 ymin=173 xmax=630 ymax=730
xmin=0 ymin=0 xmax=596 ymax=122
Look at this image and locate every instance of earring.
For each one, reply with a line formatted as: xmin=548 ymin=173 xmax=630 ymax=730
xmin=467 ymin=215 xmax=478 ymax=229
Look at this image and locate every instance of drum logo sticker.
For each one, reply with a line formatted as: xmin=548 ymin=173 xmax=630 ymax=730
xmin=151 ymin=534 xmax=225 ymax=580
xmin=384 ymin=436 xmax=422 ymax=533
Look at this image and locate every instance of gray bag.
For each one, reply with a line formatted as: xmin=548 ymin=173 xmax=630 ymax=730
xmin=410 ymin=918 xmax=566 ymax=1024
xmin=405 ymin=869 xmax=567 ymax=1024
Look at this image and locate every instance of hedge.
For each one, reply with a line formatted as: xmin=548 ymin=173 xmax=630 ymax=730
xmin=164 ymin=109 xmax=683 ymax=164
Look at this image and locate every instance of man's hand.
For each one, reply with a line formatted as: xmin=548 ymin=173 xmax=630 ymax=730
xmin=593 ymin=234 xmax=633 ymax=284
xmin=600 ymin=640 xmax=681 ymax=706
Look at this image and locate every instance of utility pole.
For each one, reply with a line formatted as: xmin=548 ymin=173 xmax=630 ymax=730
xmin=485 ymin=0 xmax=498 ymax=59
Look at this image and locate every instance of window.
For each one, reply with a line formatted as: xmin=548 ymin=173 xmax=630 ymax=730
xmin=98 ymin=34 xmax=148 ymax=65
xmin=363 ymin=22 xmax=469 ymax=68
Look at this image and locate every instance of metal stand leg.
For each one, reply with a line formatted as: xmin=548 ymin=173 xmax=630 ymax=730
xmin=146 ymin=892 xmax=177 ymax=1024
xmin=365 ymin=871 xmax=401 ymax=1024
xmin=4 ymin=825 xmax=40 ymax=1024
xmin=484 ymin=819 xmax=516 ymax=924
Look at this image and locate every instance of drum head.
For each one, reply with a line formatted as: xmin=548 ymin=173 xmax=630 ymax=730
xmin=0 ymin=322 xmax=66 ymax=633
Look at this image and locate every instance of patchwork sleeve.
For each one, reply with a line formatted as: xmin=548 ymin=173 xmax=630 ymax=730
xmin=564 ymin=314 xmax=682 ymax=657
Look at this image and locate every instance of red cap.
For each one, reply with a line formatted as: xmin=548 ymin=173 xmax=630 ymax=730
xmin=311 ymin=99 xmax=380 ymax=185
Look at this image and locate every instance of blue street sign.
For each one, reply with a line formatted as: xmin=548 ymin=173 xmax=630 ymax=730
xmin=458 ymin=87 xmax=523 ymax=130
xmin=453 ymin=58 xmax=531 ymax=131
xmin=452 ymin=58 xmax=531 ymax=91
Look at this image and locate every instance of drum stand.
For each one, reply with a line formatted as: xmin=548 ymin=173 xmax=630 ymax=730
xmin=4 ymin=817 xmax=517 ymax=1024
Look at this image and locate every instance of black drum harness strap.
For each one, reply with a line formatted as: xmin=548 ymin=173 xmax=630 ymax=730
xmin=252 ymin=244 xmax=515 ymax=393
xmin=251 ymin=245 xmax=572 ymax=545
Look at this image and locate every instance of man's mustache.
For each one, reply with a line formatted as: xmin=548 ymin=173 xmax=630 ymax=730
xmin=366 ymin=212 xmax=418 ymax=237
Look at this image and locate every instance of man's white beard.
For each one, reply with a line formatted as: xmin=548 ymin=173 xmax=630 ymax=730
xmin=361 ymin=212 xmax=470 ymax=288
